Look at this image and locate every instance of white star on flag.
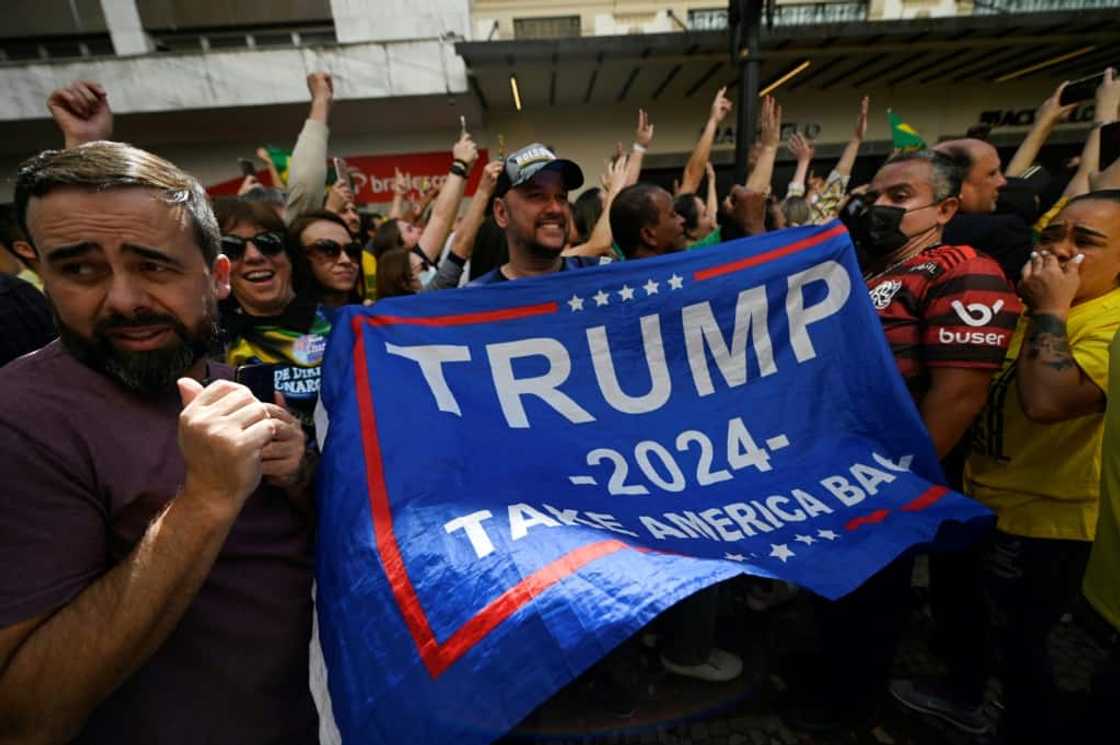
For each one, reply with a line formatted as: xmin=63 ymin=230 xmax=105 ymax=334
xmin=643 ymin=278 xmax=660 ymax=295
xmin=618 ymin=285 xmax=635 ymax=301
xmin=593 ymin=290 xmax=610 ymax=307
xmin=668 ymin=274 xmax=684 ymax=290
xmin=794 ymin=534 xmax=816 ymax=545
xmin=567 ymin=295 xmax=584 ymax=311
xmin=769 ymin=544 xmax=795 ymax=563
xmin=817 ymin=529 xmax=840 ymax=541
xmin=724 ymin=552 xmax=747 ymax=562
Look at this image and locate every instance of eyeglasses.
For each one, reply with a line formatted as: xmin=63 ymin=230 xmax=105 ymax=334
xmin=305 ymin=239 xmax=363 ymax=262
xmin=221 ymin=232 xmax=286 ymax=262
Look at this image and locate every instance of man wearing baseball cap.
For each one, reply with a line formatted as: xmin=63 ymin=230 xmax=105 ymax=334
xmin=471 ymin=143 xmax=610 ymax=284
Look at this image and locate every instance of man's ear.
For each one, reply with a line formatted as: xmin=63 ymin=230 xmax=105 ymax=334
xmin=12 ymin=240 xmax=38 ymax=270
xmin=492 ymin=197 xmax=510 ymax=229
xmin=937 ymin=196 xmax=960 ymax=225
xmin=210 ymin=254 xmax=231 ymax=301
xmin=638 ymin=224 xmax=657 ymax=249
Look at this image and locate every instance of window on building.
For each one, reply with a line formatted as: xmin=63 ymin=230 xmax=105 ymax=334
xmin=512 ymin=16 xmax=581 ymax=40
xmin=688 ymin=8 xmax=728 ymax=31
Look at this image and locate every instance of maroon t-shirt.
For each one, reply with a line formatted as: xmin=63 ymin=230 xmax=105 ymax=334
xmin=0 ymin=341 xmax=318 ymax=744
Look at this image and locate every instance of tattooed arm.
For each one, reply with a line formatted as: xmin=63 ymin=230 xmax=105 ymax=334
xmin=1016 ymin=252 xmax=1106 ymax=422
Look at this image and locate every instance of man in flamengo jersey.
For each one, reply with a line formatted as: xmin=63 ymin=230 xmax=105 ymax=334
xmin=785 ymin=150 xmax=1023 ymax=733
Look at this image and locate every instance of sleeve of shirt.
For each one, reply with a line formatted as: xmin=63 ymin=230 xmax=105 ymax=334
xmin=920 ymin=251 xmax=1024 ymax=370
xmin=284 ymin=119 xmax=330 ymax=225
xmin=0 ymin=418 xmax=107 ymax=627
xmin=809 ymin=170 xmax=850 ymax=224
xmin=1071 ymin=315 xmax=1120 ymax=394
xmin=785 ymin=182 xmax=806 ymax=199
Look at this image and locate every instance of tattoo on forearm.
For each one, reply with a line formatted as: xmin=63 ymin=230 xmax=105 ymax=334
xmin=1025 ymin=313 xmax=1076 ymax=372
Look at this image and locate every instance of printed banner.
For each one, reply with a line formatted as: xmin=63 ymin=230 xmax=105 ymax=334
xmin=315 ymin=223 xmax=992 ymax=744
xmin=207 ymin=149 xmax=490 ymax=203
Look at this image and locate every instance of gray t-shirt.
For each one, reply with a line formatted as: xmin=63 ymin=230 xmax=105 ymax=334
xmin=0 ymin=341 xmax=318 ymax=744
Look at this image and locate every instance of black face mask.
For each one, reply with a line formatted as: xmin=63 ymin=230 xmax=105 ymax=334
xmin=840 ymin=193 xmax=939 ymax=258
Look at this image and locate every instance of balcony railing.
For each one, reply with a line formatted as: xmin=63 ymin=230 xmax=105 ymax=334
xmin=973 ymin=0 xmax=1120 ymax=12
xmin=688 ymin=2 xmax=868 ymax=31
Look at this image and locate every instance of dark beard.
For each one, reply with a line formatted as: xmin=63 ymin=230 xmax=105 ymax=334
xmin=54 ymin=301 xmax=221 ymax=396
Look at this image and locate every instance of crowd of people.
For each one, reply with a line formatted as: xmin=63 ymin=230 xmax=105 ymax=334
xmin=1 ymin=64 xmax=1120 ymax=745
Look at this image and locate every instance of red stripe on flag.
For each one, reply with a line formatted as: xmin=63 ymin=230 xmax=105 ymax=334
xmin=845 ymin=509 xmax=891 ymax=532
xmin=364 ymin=302 xmax=558 ymax=327
xmin=353 ymin=323 xmax=442 ymax=674
xmin=693 ymin=223 xmax=848 ymax=281
xmin=350 ymin=318 xmax=636 ymax=678
xmin=901 ymin=485 xmax=950 ymax=512
xmin=433 ymin=540 xmax=627 ymax=675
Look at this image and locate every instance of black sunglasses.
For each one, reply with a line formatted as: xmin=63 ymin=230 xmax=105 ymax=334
xmin=306 ymin=239 xmax=363 ymax=262
xmin=221 ymin=232 xmax=286 ymax=261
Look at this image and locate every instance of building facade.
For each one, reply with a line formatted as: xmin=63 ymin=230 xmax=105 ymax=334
xmin=1 ymin=0 xmax=1118 ymax=202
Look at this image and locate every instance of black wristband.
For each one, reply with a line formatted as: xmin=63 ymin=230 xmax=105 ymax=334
xmin=449 ymin=162 xmax=468 ymax=178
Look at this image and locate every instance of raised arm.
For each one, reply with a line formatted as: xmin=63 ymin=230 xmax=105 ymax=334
xmin=416 ymin=133 xmax=479 ymax=263
xmin=624 ymin=109 xmax=654 ymax=187
xmin=256 ymin=147 xmax=284 ymax=188
xmin=785 ymin=132 xmax=814 ymax=198
xmin=564 ymin=156 xmax=629 ymax=258
xmin=745 ymin=95 xmax=781 ymax=193
xmin=450 ymin=161 xmax=503 ymax=261
xmin=285 ymin=72 xmax=334 ymax=224
xmin=705 ymin=162 xmax=719 ymax=224
xmin=1064 ymin=68 xmax=1119 ymax=199
xmin=680 ymin=87 xmax=733 ymax=195
xmin=47 ymin=81 xmax=113 ymax=149
xmin=835 ymin=95 xmax=868 ymax=178
xmin=1006 ymin=82 xmax=1077 ymax=178
xmin=388 ymin=168 xmax=408 ymax=221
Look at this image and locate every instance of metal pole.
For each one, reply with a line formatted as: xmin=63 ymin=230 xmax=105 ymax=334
xmin=733 ymin=0 xmax=763 ymax=185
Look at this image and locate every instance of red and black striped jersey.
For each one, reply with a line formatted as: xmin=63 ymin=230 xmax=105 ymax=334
xmin=865 ymin=244 xmax=1022 ymax=398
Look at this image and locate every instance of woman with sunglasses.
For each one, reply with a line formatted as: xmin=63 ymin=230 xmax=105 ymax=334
xmin=213 ymin=198 xmax=329 ymax=434
xmin=289 ymin=210 xmax=366 ymax=308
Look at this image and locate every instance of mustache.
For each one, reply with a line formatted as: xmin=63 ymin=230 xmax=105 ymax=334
xmin=94 ymin=312 xmax=184 ymax=335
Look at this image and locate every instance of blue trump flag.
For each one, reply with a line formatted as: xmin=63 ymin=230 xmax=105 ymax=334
xmin=315 ymin=222 xmax=991 ymax=744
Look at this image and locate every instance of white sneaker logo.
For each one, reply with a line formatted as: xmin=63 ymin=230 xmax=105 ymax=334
xmin=951 ymin=299 xmax=1004 ymax=327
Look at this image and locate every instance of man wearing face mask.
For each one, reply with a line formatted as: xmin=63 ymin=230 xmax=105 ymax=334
xmin=790 ymin=151 xmax=1023 ymax=734
xmin=843 ymin=150 xmax=1023 ymax=458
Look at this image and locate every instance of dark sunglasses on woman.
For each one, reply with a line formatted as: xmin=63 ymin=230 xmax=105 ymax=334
xmin=306 ymin=239 xmax=363 ymax=262
xmin=220 ymin=232 xmax=286 ymax=261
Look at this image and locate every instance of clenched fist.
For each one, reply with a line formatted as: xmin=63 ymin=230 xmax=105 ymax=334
xmin=177 ymin=379 xmax=276 ymax=519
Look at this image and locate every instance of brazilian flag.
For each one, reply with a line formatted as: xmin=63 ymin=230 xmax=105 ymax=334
xmin=265 ymin=146 xmax=292 ymax=185
xmin=888 ymin=110 xmax=926 ymax=152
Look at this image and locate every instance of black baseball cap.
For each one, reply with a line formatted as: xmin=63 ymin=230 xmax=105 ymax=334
xmin=496 ymin=143 xmax=584 ymax=196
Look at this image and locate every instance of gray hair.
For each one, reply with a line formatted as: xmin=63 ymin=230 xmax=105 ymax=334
xmin=14 ymin=140 xmax=221 ymax=264
xmin=882 ymin=149 xmax=962 ymax=203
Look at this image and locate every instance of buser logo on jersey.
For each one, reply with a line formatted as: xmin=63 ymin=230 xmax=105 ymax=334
xmin=938 ymin=328 xmax=1007 ymax=346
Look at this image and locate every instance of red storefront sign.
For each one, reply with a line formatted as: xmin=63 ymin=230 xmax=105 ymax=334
xmin=207 ymin=149 xmax=490 ymax=205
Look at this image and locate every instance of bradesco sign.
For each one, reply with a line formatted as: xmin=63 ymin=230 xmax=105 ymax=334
xmin=343 ymin=150 xmax=490 ymax=203
xmin=207 ymin=149 xmax=489 ymax=202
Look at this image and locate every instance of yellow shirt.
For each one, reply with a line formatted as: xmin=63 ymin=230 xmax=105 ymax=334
xmin=966 ymin=288 xmax=1120 ymax=540
xmin=1084 ymin=330 xmax=1120 ymax=632
xmin=361 ymin=250 xmax=378 ymax=302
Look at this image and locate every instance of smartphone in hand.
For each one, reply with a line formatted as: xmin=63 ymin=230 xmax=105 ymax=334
xmin=332 ymin=157 xmax=352 ymax=190
xmin=235 ymin=363 xmax=276 ymax=403
xmin=1101 ymin=121 xmax=1120 ymax=170
xmin=1059 ymin=72 xmax=1107 ymax=107
xmin=239 ymin=158 xmax=257 ymax=178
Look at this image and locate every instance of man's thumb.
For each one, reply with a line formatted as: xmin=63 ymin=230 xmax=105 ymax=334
xmin=178 ymin=377 xmax=204 ymax=408
xmin=1068 ymin=253 xmax=1086 ymax=273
